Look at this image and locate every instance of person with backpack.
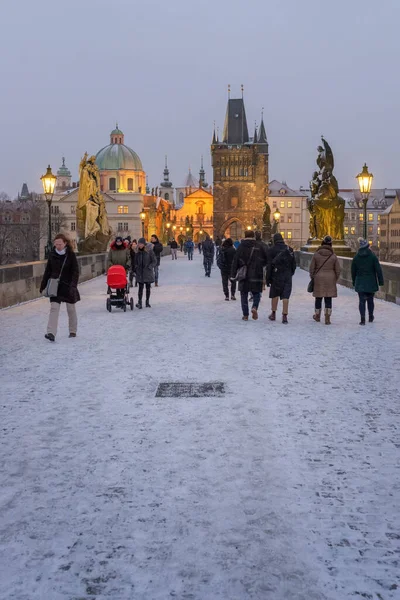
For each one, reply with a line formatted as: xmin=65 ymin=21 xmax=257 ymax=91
xmin=309 ymin=235 xmax=341 ymax=325
xmin=351 ymin=238 xmax=384 ymax=325
xmin=202 ymin=237 xmax=215 ymax=277
xmin=231 ymin=230 xmax=268 ymax=320
xmin=217 ymin=238 xmax=237 ymax=301
xmin=184 ymin=238 xmax=195 ymax=260
xmin=266 ymin=233 xmax=296 ymax=324
xmin=150 ymin=234 xmax=163 ymax=287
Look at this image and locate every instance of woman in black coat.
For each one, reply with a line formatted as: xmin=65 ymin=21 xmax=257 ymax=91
xmin=133 ymin=238 xmax=157 ymax=308
xmin=40 ymin=233 xmax=80 ymax=342
xmin=217 ymin=238 xmax=237 ymax=301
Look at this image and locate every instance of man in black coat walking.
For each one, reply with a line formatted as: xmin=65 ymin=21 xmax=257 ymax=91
xmin=266 ymin=233 xmax=296 ymax=323
xmin=231 ymin=230 xmax=268 ymax=320
xmin=217 ymin=238 xmax=237 ymax=300
xmin=202 ymin=237 xmax=215 ymax=277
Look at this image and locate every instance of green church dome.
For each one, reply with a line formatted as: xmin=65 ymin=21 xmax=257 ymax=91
xmin=96 ymin=143 xmax=143 ymax=171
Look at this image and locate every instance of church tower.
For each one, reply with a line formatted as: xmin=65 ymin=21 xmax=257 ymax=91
xmin=211 ymin=91 xmax=269 ymax=239
xmin=159 ymin=156 xmax=174 ymax=202
xmin=55 ymin=157 xmax=72 ymax=192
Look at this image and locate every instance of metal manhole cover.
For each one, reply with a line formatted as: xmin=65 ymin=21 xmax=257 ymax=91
xmin=156 ymin=382 xmax=225 ymax=398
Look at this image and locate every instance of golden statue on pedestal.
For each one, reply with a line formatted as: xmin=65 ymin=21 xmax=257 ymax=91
xmin=308 ymin=137 xmax=345 ymax=241
xmin=76 ymin=153 xmax=111 ymax=253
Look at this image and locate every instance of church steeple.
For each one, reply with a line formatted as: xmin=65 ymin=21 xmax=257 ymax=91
xmin=199 ymin=156 xmax=207 ymax=187
xmin=110 ymin=123 xmax=124 ymax=145
xmin=161 ymin=155 xmax=172 ymax=188
xmin=253 ymin=122 xmax=258 ymax=144
xmin=222 ymin=96 xmax=249 ymax=145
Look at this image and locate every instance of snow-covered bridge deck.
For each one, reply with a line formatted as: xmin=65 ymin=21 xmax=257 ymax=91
xmin=1 ymin=253 xmax=399 ymax=600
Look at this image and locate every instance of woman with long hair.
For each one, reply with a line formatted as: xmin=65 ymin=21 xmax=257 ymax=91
xmin=40 ymin=233 xmax=80 ymax=341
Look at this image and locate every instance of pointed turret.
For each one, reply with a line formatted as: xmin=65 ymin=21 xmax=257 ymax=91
xmin=161 ymin=155 xmax=172 ymax=187
xmin=146 ymin=176 xmax=150 ymax=194
xmin=212 ymin=127 xmax=217 ymax=145
xmin=258 ymin=115 xmax=268 ymax=144
xmin=253 ymin=123 xmax=258 ymax=144
xmin=20 ymin=183 xmax=30 ymax=200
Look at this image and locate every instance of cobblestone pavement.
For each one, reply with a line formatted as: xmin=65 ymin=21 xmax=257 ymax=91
xmin=1 ymin=254 xmax=399 ymax=599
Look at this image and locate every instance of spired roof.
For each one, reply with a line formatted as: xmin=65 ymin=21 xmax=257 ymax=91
xmin=96 ymin=125 xmax=143 ymax=171
xmin=183 ymin=168 xmax=199 ymax=188
xmin=57 ymin=157 xmax=71 ymax=177
xmin=222 ymin=98 xmax=249 ymax=145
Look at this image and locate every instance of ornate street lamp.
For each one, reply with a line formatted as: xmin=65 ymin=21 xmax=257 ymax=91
xmin=140 ymin=210 xmax=146 ymax=238
xmin=356 ymin=163 xmax=373 ymax=240
xmin=41 ymin=165 xmax=57 ymax=258
xmin=272 ymin=208 xmax=281 ymax=235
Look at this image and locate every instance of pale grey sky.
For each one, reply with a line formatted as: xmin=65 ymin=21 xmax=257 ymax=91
xmin=0 ymin=0 xmax=399 ymax=197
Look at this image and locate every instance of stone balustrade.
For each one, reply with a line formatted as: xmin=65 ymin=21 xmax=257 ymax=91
xmin=295 ymin=251 xmax=400 ymax=305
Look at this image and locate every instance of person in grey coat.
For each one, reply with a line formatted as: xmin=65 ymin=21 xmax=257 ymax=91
xmin=133 ymin=238 xmax=157 ymax=308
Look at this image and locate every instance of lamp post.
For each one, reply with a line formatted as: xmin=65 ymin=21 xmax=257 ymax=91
xmin=140 ymin=210 xmax=146 ymax=238
xmin=356 ymin=163 xmax=373 ymax=240
xmin=272 ymin=208 xmax=281 ymax=235
xmin=40 ymin=165 xmax=57 ymax=259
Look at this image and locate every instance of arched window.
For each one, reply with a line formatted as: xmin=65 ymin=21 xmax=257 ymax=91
xmin=127 ymin=178 xmax=133 ymax=191
xmin=109 ymin=177 xmax=116 ymax=191
xmin=165 ymin=193 xmax=169 ymax=200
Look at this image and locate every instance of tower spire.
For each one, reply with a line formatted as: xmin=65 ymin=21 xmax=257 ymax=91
xmin=253 ymin=121 xmax=258 ymax=144
xmin=258 ymin=107 xmax=268 ymax=144
xmin=199 ymin=155 xmax=206 ymax=187
xmin=212 ymin=121 xmax=217 ymax=144
xmin=161 ymin=155 xmax=172 ymax=188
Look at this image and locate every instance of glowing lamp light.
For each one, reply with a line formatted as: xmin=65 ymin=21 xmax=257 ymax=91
xmin=273 ymin=208 xmax=281 ymax=221
xmin=140 ymin=210 xmax=146 ymax=221
xmin=199 ymin=230 xmax=203 ymax=234
xmin=172 ymin=225 xmax=176 ymax=230
xmin=41 ymin=165 xmax=57 ymax=202
xmin=180 ymin=226 xmax=183 ymax=231
xmin=246 ymin=225 xmax=252 ymax=231
xmin=166 ymin=222 xmax=171 ymax=229
xmin=356 ymin=163 xmax=373 ymax=196
xmin=186 ymin=227 xmax=190 ymax=232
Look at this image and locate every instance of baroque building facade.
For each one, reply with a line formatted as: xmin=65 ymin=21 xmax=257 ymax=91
xmin=211 ymin=96 xmax=269 ymax=239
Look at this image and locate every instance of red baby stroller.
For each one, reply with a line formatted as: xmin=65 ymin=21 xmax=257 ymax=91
xmin=106 ymin=265 xmax=134 ymax=312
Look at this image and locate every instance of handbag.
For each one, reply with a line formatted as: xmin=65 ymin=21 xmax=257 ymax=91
xmin=43 ymin=255 xmax=67 ymax=298
xmin=307 ymin=253 xmax=333 ymax=293
xmin=235 ymin=247 xmax=255 ymax=281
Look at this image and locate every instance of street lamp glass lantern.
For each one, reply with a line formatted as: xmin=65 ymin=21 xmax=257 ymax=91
xmin=41 ymin=165 xmax=57 ymax=202
xmin=166 ymin=222 xmax=171 ymax=228
xmin=140 ymin=210 xmax=146 ymax=221
xmin=356 ymin=163 xmax=373 ymax=196
xmin=273 ymin=208 xmax=281 ymax=221
xmin=246 ymin=225 xmax=252 ymax=231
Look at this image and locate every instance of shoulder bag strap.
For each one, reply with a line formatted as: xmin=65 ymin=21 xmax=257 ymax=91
xmin=313 ymin=253 xmax=333 ymax=277
xmin=58 ymin=255 xmax=68 ymax=280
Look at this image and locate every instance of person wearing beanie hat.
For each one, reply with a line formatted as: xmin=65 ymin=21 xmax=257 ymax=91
xmin=134 ymin=238 xmax=157 ymax=308
xmin=351 ymin=238 xmax=384 ymax=325
xmin=108 ymin=236 xmax=131 ymax=270
xmin=309 ymin=236 xmax=341 ymax=325
xmin=266 ymin=234 xmax=296 ymax=323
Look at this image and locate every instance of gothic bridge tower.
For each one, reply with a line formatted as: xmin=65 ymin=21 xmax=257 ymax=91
xmin=211 ymin=92 xmax=269 ymax=239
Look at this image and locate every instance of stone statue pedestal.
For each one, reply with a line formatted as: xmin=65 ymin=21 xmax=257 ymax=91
xmin=301 ymin=239 xmax=355 ymax=258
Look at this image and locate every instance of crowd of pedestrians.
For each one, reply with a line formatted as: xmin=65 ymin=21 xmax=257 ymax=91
xmin=40 ymin=227 xmax=385 ymax=341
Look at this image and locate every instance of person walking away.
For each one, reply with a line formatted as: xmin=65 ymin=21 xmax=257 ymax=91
xmin=185 ymin=238 xmax=194 ymax=260
xmin=351 ymin=238 xmax=384 ymax=325
xmin=217 ymin=238 xmax=237 ymax=300
xmin=180 ymin=239 xmax=184 ymax=253
xmin=266 ymin=233 xmax=296 ymax=324
xmin=150 ymin=234 xmax=163 ymax=286
xmin=215 ymin=236 xmax=222 ymax=258
xmin=198 ymin=241 xmax=202 ymax=254
xmin=255 ymin=231 xmax=268 ymax=291
xmin=40 ymin=233 xmax=80 ymax=341
xmin=202 ymin=237 xmax=215 ymax=277
xmin=129 ymin=239 xmax=137 ymax=286
xmin=231 ymin=230 xmax=267 ymax=320
xmin=169 ymin=239 xmax=178 ymax=260
xmin=309 ymin=235 xmax=341 ymax=324
xmin=134 ymin=238 xmax=157 ymax=308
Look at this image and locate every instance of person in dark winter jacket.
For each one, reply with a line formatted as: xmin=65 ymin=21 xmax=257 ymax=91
xmin=133 ymin=238 xmax=157 ymax=308
xmin=169 ymin=239 xmax=178 ymax=260
xmin=129 ymin=240 xmax=138 ymax=286
xmin=231 ymin=230 xmax=268 ymax=320
xmin=202 ymin=237 xmax=215 ymax=276
xmin=108 ymin=236 xmax=131 ymax=269
xmin=266 ymin=232 xmax=296 ymax=323
xmin=309 ymin=235 xmax=341 ymax=325
xmin=215 ymin=236 xmax=222 ymax=257
xmin=217 ymin=238 xmax=237 ymax=300
xmin=184 ymin=238 xmax=195 ymax=260
xmin=351 ymin=238 xmax=384 ymax=325
xmin=150 ymin=234 xmax=163 ymax=286
xmin=40 ymin=233 xmax=80 ymax=341
xmin=198 ymin=241 xmax=202 ymax=254
xmin=255 ymin=230 xmax=268 ymax=291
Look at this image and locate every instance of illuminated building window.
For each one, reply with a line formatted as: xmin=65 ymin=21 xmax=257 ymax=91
xmin=287 ymin=201 xmax=292 ymax=208
xmin=344 ymin=226 xmax=349 ymax=235
xmin=351 ymin=226 xmax=356 ymax=235
xmin=368 ymin=213 xmax=374 ymax=221
xmin=368 ymin=226 xmax=373 ymax=234
xmin=280 ymin=200 xmax=285 ymax=208
xmin=378 ymin=227 xmax=380 ymax=235
xmin=287 ymin=214 xmax=292 ymax=223
xmin=287 ymin=231 xmax=292 ymax=239
xmin=127 ymin=178 xmax=133 ymax=191
xmin=118 ymin=206 xmax=128 ymax=214
xmin=359 ymin=213 xmax=364 ymax=221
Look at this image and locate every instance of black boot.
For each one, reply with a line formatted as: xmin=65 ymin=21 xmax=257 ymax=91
xmin=146 ymin=288 xmax=151 ymax=308
xmin=369 ymin=314 xmax=374 ymax=322
xmin=45 ymin=333 xmax=55 ymax=342
xmin=359 ymin=317 xmax=366 ymax=325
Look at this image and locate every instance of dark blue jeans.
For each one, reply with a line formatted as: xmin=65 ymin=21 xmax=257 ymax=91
xmin=241 ymin=291 xmax=261 ymax=317
xmin=187 ymin=250 xmax=193 ymax=260
xmin=204 ymin=258 xmax=212 ymax=275
xmin=358 ymin=292 xmax=374 ymax=318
